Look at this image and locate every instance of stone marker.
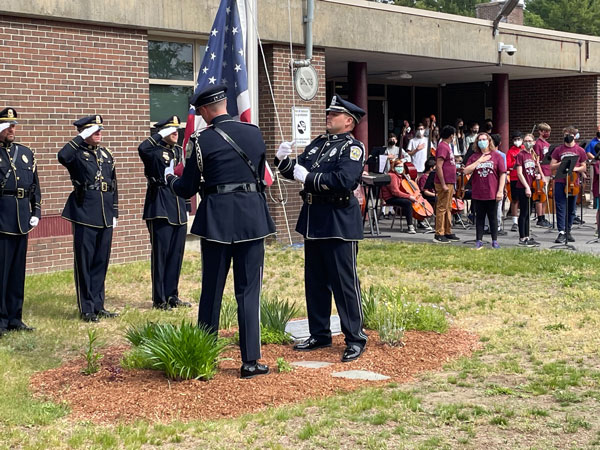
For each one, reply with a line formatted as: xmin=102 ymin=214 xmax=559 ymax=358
xmin=285 ymin=315 xmax=341 ymax=341
xmin=331 ymin=370 xmax=390 ymax=381
xmin=290 ymin=361 xmax=334 ymax=369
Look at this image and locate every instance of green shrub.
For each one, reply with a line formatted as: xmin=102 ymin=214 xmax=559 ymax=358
xmin=374 ymin=301 xmax=406 ymax=346
xmin=260 ymin=295 xmax=300 ymax=333
xmin=123 ymin=321 xmax=228 ymax=380
xmin=361 ymin=285 xmax=383 ymax=330
xmin=232 ymin=325 xmax=294 ymax=345
xmin=82 ymin=328 xmax=103 ymax=375
xmin=277 ymin=357 xmax=294 ymax=373
xmin=220 ymin=295 xmax=238 ymax=330
xmin=120 ymin=347 xmax=152 ymax=370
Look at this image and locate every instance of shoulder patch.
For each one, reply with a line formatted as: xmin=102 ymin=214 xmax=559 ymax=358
xmin=350 ymin=145 xmax=363 ymax=161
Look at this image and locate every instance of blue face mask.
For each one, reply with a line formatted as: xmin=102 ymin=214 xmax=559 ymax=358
xmin=478 ymin=140 xmax=489 ymax=150
xmin=394 ymin=166 xmax=404 ymax=175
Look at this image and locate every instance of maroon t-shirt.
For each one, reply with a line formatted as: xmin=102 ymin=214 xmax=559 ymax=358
xmin=534 ymin=138 xmax=551 ymax=177
xmin=551 ymin=144 xmax=587 ymax=183
xmin=593 ymin=162 xmax=600 ymax=198
xmin=514 ymin=151 xmax=537 ymax=189
xmin=467 ymin=151 xmax=507 ymax=201
xmin=434 ymin=141 xmax=456 ymax=185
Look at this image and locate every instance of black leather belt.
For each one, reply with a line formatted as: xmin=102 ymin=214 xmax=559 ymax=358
xmin=84 ymin=182 xmax=114 ymax=192
xmin=300 ymin=191 xmax=353 ymax=205
xmin=0 ymin=188 xmax=30 ymax=199
xmin=204 ymin=183 xmax=259 ymax=195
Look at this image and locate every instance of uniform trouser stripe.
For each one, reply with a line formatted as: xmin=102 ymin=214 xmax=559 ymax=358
xmin=0 ymin=233 xmax=27 ymax=328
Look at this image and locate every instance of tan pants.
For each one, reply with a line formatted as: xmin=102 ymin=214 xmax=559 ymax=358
xmin=435 ymin=183 xmax=454 ymax=236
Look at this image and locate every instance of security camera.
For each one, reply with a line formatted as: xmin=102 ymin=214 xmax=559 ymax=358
xmin=498 ymin=42 xmax=517 ymax=56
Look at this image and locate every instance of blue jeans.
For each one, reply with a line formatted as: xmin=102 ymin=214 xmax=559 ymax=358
xmin=554 ymin=182 xmax=577 ymax=232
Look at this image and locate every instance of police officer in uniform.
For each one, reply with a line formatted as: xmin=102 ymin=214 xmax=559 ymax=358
xmin=58 ymin=115 xmax=119 ymax=322
xmin=0 ymin=108 xmax=40 ymax=335
xmin=138 ymin=115 xmax=191 ymax=310
xmin=276 ymin=95 xmax=368 ymax=362
xmin=165 ymin=85 xmax=276 ymax=379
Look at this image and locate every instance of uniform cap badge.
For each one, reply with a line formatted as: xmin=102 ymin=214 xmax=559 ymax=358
xmin=95 ymin=115 xmax=101 ymax=124
xmin=7 ymin=109 xmax=14 ymax=118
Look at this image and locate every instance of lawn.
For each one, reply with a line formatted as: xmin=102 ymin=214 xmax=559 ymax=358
xmin=2 ymin=240 xmax=600 ymax=449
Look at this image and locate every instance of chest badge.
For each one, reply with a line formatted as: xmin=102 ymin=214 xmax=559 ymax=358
xmin=308 ymin=147 xmax=317 ymax=155
xmin=350 ymin=146 xmax=363 ymax=161
xmin=101 ymin=150 xmax=108 ymax=159
xmin=329 ymin=148 xmax=338 ymax=157
xmin=162 ymin=152 xmax=170 ymax=161
xmin=21 ymin=154 xmax=29 ymax=164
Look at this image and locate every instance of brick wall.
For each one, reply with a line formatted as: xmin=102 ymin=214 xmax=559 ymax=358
xmin=475 ymin=1 xmax=524 ymax=25
xmin=509 ymin=75 xmax=599 ymax=144
xmin=258 ymin=45 xmax=326 ymax=244
xmin=0 ymin=15 xmax=150 ymax=273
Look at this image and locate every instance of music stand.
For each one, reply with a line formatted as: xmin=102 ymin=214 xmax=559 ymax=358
xmin=541 ymin=150 xmax=557 ymax=233
xmin=550 ymin=155 xmax=578 ymax=251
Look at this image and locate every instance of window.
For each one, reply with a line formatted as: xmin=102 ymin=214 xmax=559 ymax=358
xmin=148 ymin=38 xmax=206 ymax=124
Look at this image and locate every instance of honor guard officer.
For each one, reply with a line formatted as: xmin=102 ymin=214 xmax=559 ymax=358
xmin=165 ymin=85 xmax=276 ymax=379
xmin=58 ymin=115 xmax=119 ymax=322
xmin=0 ymin=108 xmax=40 ymax=336
xmin=138 ymin=115 xmax=191 ymax=310
xmin=276 ymin=95 xmax=368 ymax=362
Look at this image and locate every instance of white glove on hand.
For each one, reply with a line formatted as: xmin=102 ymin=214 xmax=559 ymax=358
xmin=164 ymin=159 xmax=175 ymax=183
xmin=0 ymin=123 xmax=11 ymax=133
xmin=276 ymin=141 xmax=295 ymax=160
xmin=29 ymin=216 xmax=39 ymax=227
xmin=78 ymin=125 xmax=100 ymax=140
xmin=158 ymin=127 xmax=177 ymax=138
xmin=113 ymin=218 xmax=117 ymax=228
xmin=293 ymin=164 xmax=309 ymax=183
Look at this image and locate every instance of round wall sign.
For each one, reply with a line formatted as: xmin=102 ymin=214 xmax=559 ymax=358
xmin=294 ymin=65 xmax=319 ymax=101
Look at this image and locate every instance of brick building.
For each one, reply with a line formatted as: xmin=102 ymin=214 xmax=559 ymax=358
xmin=1 ymin=0 xmax=599 ymax=273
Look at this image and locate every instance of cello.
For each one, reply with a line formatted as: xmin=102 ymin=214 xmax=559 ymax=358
xmin=399 ymin=174 xmax=434 ymax=221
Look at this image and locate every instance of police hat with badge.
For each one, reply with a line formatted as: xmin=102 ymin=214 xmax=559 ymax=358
xmin=73 ymin=115 xmax=104 ymax=131
xmin=0 ymin=107 xmax=19 ymax=125
xmin=155 ymin=115 xmax=183 ymax=130
xmin=190 ymin=85 xmax=228 ymax=111
xmin=326 ymin=95 xmax=366 ymax=124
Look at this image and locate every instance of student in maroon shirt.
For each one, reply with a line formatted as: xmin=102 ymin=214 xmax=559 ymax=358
xmin=464 ymin=132 xmax=507 ymax=249
xmin=533 ymin=123 xmax=552 ymax=228
xmin=550 ymin=125 xmax=587 ymax=243
xmin=433 ymin=125 xmax=459 ymax=243
xmin=506 ymin=131 xmax=524 ymax=232
xmin=381 ymin=160 xmax=417 ymax=234
xmin=514 ymin=134 xmax=543 ymax=247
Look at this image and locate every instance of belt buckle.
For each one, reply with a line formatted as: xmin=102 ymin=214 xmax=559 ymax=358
xmin=101 ymin=182 xmax=108 ymax=192
xmin=17 ymin=188 xmax=24 ymax=199
xmin=306 ymin=193 xmax=313 ymax=205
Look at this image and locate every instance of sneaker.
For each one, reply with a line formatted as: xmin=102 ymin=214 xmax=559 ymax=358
xmin=526 ymin=238 xmax=540 ymax=247
xmin=475 ymin=240 xmax=484 ymax=250
xmin=407 ymin=225 xmax=416 ymax=234
xmin=445 ymin=233 xmax=460 ymax=242
xmin=492 ymin=240 xmax=500 ymax=249
xmin=417 ymin=222 xmax=427 ymax=229
xmin=555 ymin=232 xmax=566 ymax=244
xmin=518 ymin=239 xmax=529 ymax=247
xmin=542 ymin=219 xmax=552 ymax=228
xmin=567 ymin=233 xmax=575 ymax=243
xmin=511 ymin=223 xmax=518 ymax=232
xmin=535 ymin=220 xmax=545 ymax=228
xmin=573 ymin=216 xmax=583 ymax=225
xmin=433 ymin=234 xmax=450 ymax=244
xmin=595 ymin=229 xmax=599 ymax=237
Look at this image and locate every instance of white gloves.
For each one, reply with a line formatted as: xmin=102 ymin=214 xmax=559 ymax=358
xmin=294 ymin=164 xmax=308 ymax=183
xmin=158 ymin=127 xmax=177 ymax=138
xmin=0 ymin=123 xmax=11 ymax=133
xmin=164 ymin=160 xmax=175 ymax=183
xmin=29 ymin=216 xmax=39 ymax=227
xmin=276 ymin=141 xmax=294 ymax=160
xmin=113 ymin=218 xmax=117 ymax=228
xmin=78 ymin=125 xmax=100 ymax=140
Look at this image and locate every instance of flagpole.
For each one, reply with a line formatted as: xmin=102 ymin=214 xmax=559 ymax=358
xmin=245 ymin=0 xmax=259 ymax=125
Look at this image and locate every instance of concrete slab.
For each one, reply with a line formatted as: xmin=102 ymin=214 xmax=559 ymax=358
xmin=290 ymin=361 xmax=334 ymax=369
xmin=331 ymin=370 xmax=390 ymax=381
xmin=285 ymin=315 xmax=341 ymax=341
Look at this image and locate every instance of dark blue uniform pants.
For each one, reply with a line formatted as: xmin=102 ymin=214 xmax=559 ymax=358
xmin=554 ymin=181 xmax=577 ymax=233
xmin=199 ymin=238 xmax=264 ymax=363
xmin=304 ymin=239 xmax=367 ymax=348
xmin=72 ymin=223 xmax=113 ymax=315
xmin=0 ymin=233 xmax=28 ymax=329
xmin=147 ymin=219 xmax=186 ymax=305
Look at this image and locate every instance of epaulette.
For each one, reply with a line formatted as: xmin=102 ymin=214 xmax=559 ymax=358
xmin=193 ymin=124 xmax=214 ymax=138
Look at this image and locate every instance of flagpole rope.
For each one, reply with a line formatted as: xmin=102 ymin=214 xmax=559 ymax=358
xmin=245 ymin=0 xmax=294 ymax=245
xmin=287 ymin=0 xmax=298 ymax=158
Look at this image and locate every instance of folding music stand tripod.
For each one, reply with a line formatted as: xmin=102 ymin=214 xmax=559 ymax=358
xmin=550 ymin=155 xmax=578 ymax=251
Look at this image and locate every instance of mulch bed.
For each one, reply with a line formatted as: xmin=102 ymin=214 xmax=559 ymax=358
xmin=30 ymin=328 xmax=480 ymax=424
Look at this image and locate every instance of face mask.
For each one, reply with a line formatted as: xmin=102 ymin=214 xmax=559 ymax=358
xmin=394 ymin=166 xmax=404 ymax=175
xmin=388 ymin=140 xmax=395 ymax=147
xmin=564 ymin=135 xmax=575 ymax=144
xmin=513 ymin=139 xmax=523 ymax=147
xmin=596 ymin=132 xmax=600 ymax=138
xmin=416 ymin=130 xmax=424 ymax=137
xmin=575 ymin=133 xmax=580 ymax=140
xmin=524 ymin=142 xmax=534 ymax=150
xmin=477 ymin=140 xmax=489 ymax=150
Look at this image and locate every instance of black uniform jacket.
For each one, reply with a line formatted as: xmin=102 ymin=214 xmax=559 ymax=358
xmin=169 ymin=114 xmax=276 ymax=244
xmin=277 ymin=132 xmax=365 ymax=240
xmin=138 ymin=133 xmax=188 ymax=225
xmin=0 ymin=142 xmax=41 ymax=235
xmin=58 ymin=135 xmax=118 ymax=228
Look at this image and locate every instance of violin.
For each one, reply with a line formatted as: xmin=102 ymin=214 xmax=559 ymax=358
xmin=565 ymin=172 xmax=580 ymax=197
xmin=399 ymin=174 xmax=434 ymax=221
xmin=455 ymin=166 xmax=471 ymax=200
xmin=531 ymin=178 xmax=547 ymax=203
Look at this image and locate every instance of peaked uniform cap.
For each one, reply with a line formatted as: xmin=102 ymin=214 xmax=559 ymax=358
xmin=0 ymin=107 xmax=18 ymax=124
xmin=73 ymin=115 xmax=104 ymax=130
xmin=155 ymin=115 xmax=182 ymax=129
xmin=326 ymin=95 xmax=366 ymax=124
xmin=190 ymin=84 xmax=227 ymax=109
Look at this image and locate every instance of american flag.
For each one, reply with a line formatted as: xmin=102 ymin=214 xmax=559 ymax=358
xmin=183 ymin=0 xmax=250 ymax=150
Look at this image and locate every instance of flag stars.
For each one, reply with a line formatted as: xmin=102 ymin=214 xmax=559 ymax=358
xmin=211 ymin=28 xmax=218 ymax=36
xmin=208 ymin=76 xmax=216 ymax=84
xmin=222 ymin=61 xmax=228 ymax=68
xmin=226 ymin=6 xmax=231 ymax=14
xmin=238 ymin=49 xmax=244 ymax=56
xmin=232 ymin=27 xmax=238 ymax=35
xmin=225 ymin=25 xmax=229 ymax=32
xmin=202 ymin=66 xmax=208 ymax=74
xmin=210 ymin=52 xmax=216 ymax=60
xmin=234 ymin=64 xmax=241 ymax=72
xmin=221 ymin=78 xmax=228 ymax=84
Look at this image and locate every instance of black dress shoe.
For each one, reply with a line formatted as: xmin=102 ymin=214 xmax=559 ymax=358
xmin=81 ymin=313 xmax=99 ymax=322
xmin=168 ymin=296 xmax=192 ymax=308
xmin=8 ymin=322 xmax=35 ymax=332
xmin=240 ymin=362 xmax=270 ymax=379
xmin=96 ymin=309 xmax=119 ymax=319
xmin=341 ymin=344 xmax=365 ymax=362
xmin=153 ymin=302 xmax=172 ymax=310
xmin=293 ymin=337 xmax=332 ymax=351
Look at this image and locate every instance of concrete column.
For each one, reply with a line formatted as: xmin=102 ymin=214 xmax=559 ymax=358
xmin=348 ymin=61 xmax=368 ymax=151
xmin=493 ymin=73 xmax=509 ymax=153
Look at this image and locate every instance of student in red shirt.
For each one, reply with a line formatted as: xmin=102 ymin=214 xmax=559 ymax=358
xmin=381 ymin=160 xmax=417 ymax=234
xmin=506 ymin=131 xmax=523 ymax=232
xmin=533 ymin=123 xmax=552 ymax=228
xmin=514 ymin=134 xmax=543 ymax=247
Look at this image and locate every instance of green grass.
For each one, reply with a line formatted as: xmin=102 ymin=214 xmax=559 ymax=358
xmin=5 ymin=241 xmax=600 ymax=447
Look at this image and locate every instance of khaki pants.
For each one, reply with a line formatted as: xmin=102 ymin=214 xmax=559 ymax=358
xmin=435 ymin=183 xmax=454 ymax=236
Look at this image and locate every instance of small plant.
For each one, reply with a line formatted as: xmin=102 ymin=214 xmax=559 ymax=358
xmin=276 ymin=357 xmax=293 ymax=373
xmin=361 ymin=285 xmax=382 ymax=330
xmin=374 ymin=301 xmax=406 ymax=346
xmin=232 ymin=325 xmax=294 ymax=345
xmin=219 ymin=295 xmax=238 ymax=330
xmin=260 ymin=295 xmax=300 ymax=333
xmin=82 ymin=328 xmax=103 ymax=375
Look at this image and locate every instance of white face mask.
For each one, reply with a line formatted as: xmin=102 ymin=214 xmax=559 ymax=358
xmin=513 ymin=139 xmax=523 ymax=147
